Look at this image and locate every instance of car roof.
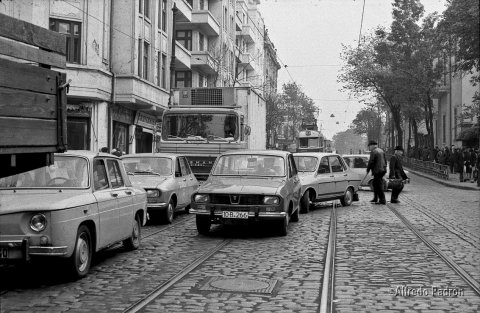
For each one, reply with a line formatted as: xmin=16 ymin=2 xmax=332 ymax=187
xmin=342 ymin=154 xmax=370 ymax=157
xmin=55 ymin=150 xmax=118 ymax=159
xmin=293 ymin=152 xmax=338 ymax=157
xmin=220 ymin=150 xmax=291 ymax=157
xmin=121 ymin=153 xmax=178 ymax=159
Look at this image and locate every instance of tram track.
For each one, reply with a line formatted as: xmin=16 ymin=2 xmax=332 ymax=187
xmin=142 ymin=213 xmax=195 ymax=240
xmin=386 ymin=202 xmax=480 ymax=296
xmin=122 ymin=239 xmax=231 ymax=313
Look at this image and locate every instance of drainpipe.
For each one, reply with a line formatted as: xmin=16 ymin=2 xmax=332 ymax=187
xmin=168 ymin=3 xmax=178 ymax=107
xmin=109 ymin=0 xmax=116 ymax=151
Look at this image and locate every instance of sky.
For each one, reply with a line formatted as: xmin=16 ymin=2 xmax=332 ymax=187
xmin=257 ymin=0 xmax=448 ymax=140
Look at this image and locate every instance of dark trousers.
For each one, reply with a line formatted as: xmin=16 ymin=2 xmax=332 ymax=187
xmin=372 ymin=173 xmax=386 ymax=203
xmin=391 ymin=181 xmax=404 ymax=201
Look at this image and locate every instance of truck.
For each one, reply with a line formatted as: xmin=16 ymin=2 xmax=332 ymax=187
xmin=0 ymin=13 xmax=68 ymax=178
xmin=158 ymin=87 xmax=266 ymax=180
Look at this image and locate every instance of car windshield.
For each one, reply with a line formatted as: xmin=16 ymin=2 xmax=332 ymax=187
xmin=343 ymin=156 xmax=369 ymax=168
xmin=0 ymin=156 xmax=89 ymax=188
xmin=293 ymin=156 xmax=318 ymax=172
xmin=212 ymin=154 xmax=285 ymax=177
xmin=122 ymin=157 xmax=172 ymax=175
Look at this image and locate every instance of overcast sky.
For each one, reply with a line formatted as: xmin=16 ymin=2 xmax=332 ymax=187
xmin=257 ymin=0 xmax=447 ymax=139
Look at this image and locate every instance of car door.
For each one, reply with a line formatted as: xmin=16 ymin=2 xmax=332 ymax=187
xmin=92 ymin=158 xmax=119 ymax=249
xmin=106 ymin=158 xmax=134 ymax=240
xmin=315 ymin=156 xmax=336 ymax=200
xmin=181 ymin=157 xmax=197 ymax=201
xmin=175 ymin=157 xmax=187 ymax=207
xmin=329 ymin=155 xmax=348 ymax=196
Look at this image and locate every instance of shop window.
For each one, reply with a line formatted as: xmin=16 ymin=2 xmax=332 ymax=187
xmin=113 ymin=122 xmax=129 ymax=154
xmin=175 ymin=71 xmax=192 ymax=88
xmin=49 ymin=19 xmax=81 ymax=64
xmin=67 ymin=117 xmax=90 ymax=150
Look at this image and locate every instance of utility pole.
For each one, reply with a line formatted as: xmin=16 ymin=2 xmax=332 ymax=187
xmin=168 ymin=3 xmax=178 ymax=108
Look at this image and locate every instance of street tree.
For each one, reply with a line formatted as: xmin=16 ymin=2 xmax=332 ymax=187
xmin=351 ymin=105 xmax=383 ymax=144
xmin=332 ymin=129 xmax=366 ymax=155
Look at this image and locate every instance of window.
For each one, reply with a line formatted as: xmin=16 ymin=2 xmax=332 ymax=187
xmin=199 ymin=74 xmax=205 ymax=87
xmin=107 ymin=159 xmax=124 ymax=188
xmin=93 ymin=159 xmax=109 ymax=190
xmin=175 ymin=71 xmax=192 ymax=87
xmin=181 ymin=157 xmax=192 ymax=175
xmin=176 ymin=30 xmax=192 ymax=51
xmin=143 ymin=41 xmax=149 ymax=80
xmin=49 ymin=19 xmax=81 ymax=63
xmin=224 ymin=7 xmax=227 ymax=30
xmin=161 ymin=0 xmax=167 ymax=31
xmin=329 ymin=156 xmax=344 ymax=172
xmin=157 ymin=52 xmax=161 ymax=86
xmin=67 ymin=117 xmax=90 ymax=150
xmin=199 ymin=33 xmax=204 ymax=51
xmin=161 ymin=53 xmax=167 ymax=89
xmin=138 ymin=39 xmax=142 ymax=77
xmin=443 ymin=114 xmax=446 ymax=143
xmin=200 ymin=0 xmax=206 ymax=10
xmin=318 ymin=157 xmax=330 ymax=174
xmin=139 ymin=0 xmax=150 ymax=18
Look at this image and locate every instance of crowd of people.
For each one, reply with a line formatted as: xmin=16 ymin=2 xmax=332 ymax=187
xmin=406 ymin=145 xmax=479 ymax=184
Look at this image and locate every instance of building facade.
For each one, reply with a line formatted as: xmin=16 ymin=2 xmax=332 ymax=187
xmin=1 ymin=0 xmax=279 ymax=153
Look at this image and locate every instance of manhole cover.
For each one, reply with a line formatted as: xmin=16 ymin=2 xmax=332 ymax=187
xmin=197 ymin=276 xmax=278 ymax=294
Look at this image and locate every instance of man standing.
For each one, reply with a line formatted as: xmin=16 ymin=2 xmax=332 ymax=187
xmin=367 ymin=140 xmax=387 ymax=205
xmin=389 ymin=146 xmax=409 ymax=203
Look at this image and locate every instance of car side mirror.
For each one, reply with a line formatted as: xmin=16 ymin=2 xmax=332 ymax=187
xmin=244 ymin=125 xmax=251 ymax=136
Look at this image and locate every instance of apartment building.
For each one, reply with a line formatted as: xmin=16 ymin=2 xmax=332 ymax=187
xmin=432 ymin=55 xmax=479 ymax=148
xmin=1 ymin=0 xmax=279 ymax=153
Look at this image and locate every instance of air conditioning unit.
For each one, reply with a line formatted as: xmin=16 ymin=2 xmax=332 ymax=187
xmin=174 ymin=88 xmax=235 ymax=106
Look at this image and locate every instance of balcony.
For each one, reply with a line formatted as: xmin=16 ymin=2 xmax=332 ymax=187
xmin=174 ymin=0 xmax=192 ymax=23
xmin=190 ymin=10 xmax=220 ymax=36
xmin=175 ymin=41 xmax=191 ymax=70
xmin=238 ymin=52 xmax=255 ymax=71
xmin=432 ymin=82 xmax=450 ymax=98
xmin=191 ymin=51 xmax=218 ymax=74
xmin=237 ymin=25 xmax=254 ymax=43
xmin=235 ymin=13 xmax=242 ymax=31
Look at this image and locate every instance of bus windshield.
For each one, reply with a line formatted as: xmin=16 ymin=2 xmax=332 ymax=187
xmin=299 ymin=137 xmax=320 ymax=148
xmin=162 ymin=113 xmax=238 ymax=141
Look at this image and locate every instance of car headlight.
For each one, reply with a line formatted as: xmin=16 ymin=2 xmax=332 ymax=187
xmin=146 ymin=189 xmax=160 ymax=197
xmin=30 ymin=214 xmax=47 ymax=232
xmin=194 ymin=194 xmax=210 ymax=203
xmin=263 ymin=196 xmax=280 ymax=205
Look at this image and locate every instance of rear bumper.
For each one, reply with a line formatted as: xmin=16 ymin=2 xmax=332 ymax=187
xmin=0 ymin=238 xmax=68 ymax=262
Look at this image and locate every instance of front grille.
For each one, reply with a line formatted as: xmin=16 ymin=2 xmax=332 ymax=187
xmin=210 ymin=194 xmax=264 ymax=205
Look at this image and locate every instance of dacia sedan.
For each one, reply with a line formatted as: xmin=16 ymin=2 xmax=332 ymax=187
xmin=0 ymin=151 xmax=147 ymax=278
xmin=190 ymin=150 xmax=301 ymax=236
xmin=293 ymin=152 xmax=361 ymax=213
xmin=121 ymin=153 xmax=199 ymax=224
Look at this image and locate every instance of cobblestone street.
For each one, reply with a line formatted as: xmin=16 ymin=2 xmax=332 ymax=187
xmin=1 ymin=172 xmax=479 ymax=313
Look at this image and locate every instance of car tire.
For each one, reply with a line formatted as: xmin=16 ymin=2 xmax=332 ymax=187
xmin=340 ymin=187 xmax=354 ymax=206
xmin=300 ymin=191 xmax=310 ymax=214
xmin=291 ymin=205 xmax=299 ymax=223
xmin=277 ymin=215 xmax=288 ymax=236
xmin=196 ymin=215 xmax=211 ymax=235
xmin=163 ymin=199 xmax=175 ymax=224
xmin=68 ymin=225 xmax=92 ymax=279
xmin=123 ymin=214 xmax=141 ymax=251
xmin=185 ymin=204 xmax=190 ymax=214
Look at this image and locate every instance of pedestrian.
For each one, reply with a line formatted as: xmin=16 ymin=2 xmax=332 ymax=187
xmin=455 ymin=148 xmax=464 ymax=182
xmin=449 ymin=146 xmax=456 ymax=174
xmin=100 ymin=146 xmax=109 ymax=153
xmin=443 ymin=146 xmax=450 ymax=166
xmin=437 ymin=148 xmax=445 ymax=165
xmin=464 ymin=148 xmax=472 ymax=181
xmin=470 ymin=148 xmax=477 ymax=183
xmin=388 ymin=146 xmax=409 ymax=203
xmin=367 ymin=140 xmax=387 ymax=205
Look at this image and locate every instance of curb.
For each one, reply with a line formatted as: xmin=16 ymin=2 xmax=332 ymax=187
xmin=406 ymin=168 xmax=480 ymax=191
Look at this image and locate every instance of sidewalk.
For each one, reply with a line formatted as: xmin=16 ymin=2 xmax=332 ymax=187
xmin=405 ymin=167 xmax=480 ymax=191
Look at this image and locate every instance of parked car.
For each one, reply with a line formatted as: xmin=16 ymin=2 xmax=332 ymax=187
xmin=293 ymin=152 xmax=361 ymax=213
xmin=190 ymin=150 xmax=302 ymax=236
xmin=0 ymin=151 xmax=147 ymax=278
xmin=121 ymin=153 xmax=198 ymax=224
xmin=342 ymin=154 xmax=409 ymax=191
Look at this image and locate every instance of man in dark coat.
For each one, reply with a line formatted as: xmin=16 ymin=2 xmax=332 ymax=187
xmin=455 ymin=148 xmax=464 ymax=182
xmin=449 ymin=146 xmax=457 ymax=174
xmin=389 ymin=146 xmax=409 ymax=203
xmin=367 ymin=140 xmax=387 ymax=205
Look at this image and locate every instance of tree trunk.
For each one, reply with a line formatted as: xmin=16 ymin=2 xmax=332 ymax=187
xmin=412 ymin=119 xmax=418 ymax=148
xmin=391 ymin=108 xmax=403 ymax=148
xmin=407 ymin=117 xmax=412 ymax=154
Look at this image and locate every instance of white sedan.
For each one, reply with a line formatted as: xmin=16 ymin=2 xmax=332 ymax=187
xmin=293 ymin=152 xmax=361 ymax=213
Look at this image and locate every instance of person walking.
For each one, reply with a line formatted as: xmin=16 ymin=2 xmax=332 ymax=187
xmin=455 ymin=148 xmax=464 ymax=182
xmin=367 ymin=140 xmax=387 ymax=205
xmin=449 ymin=146 xmax=457 ymax=174
xmin=464 ymin=148 xmax=472 ymax=181
xmin=470 ymin=148 xmax=477 ymax=183
xmin=389 ymin=146 xmax=409 ymax=203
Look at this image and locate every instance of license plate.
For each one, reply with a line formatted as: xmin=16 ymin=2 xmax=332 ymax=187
xmin=222 ymin=211 xmax=249 ymax=219
xmin=0 ymin=248 xmax=8 ymax=259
